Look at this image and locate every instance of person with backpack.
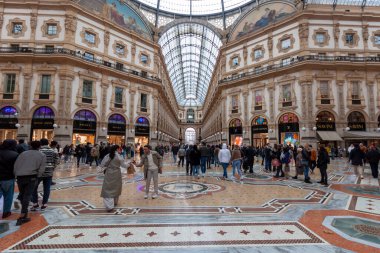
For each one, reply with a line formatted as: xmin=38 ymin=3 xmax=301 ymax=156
xmin=177 ymin=145 xmax=186 ymax=167
xmin=365 ymin=144 xmax=380 ymax=178
xmin=185 ymin=145 xmax=193 ymax=175
xmin=273 ymin=144 xmax=284 ymax=178
xmin=310 ymin=145 xmax=317 ymax=174
xmin=90 ymin=144 xmax=100 ymax=166
xmin=264 ymin=144 xmax=272 ymax=172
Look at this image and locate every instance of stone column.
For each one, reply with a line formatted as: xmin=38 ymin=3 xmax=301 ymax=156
xmin=98 ymin=76 xmax=109 ymax=143
xmin=243 ymin=90 xmax=250 ymax=144
xmin=336 ymin=80 xmax=345 ymax=121
xmin=17 ymin=72 xmax=33 ymax=139
xmin=299 ymin=79 xmax=317 ymax=146
xmin=127 ymin=88 xmax=136 ymax=144
xmin=367 ymin=81 xmax=375 ymax=125
xmin=150 ymin=94 xmax=159 ymax=147
xmin=267 ymin=84 xmax=276 ymax=145
xmin=55 ymin=70 xmax=75 ymax=145
xmin=220 ymin=96 xmax=227 ymax=142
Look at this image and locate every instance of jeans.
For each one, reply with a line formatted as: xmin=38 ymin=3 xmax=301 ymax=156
xmin=31 ymin=176 xmax=52 ymax=205
xmin=369 ymin=162 xmax=379 ymax=178
xmin=264 ymin=158 xmax=272 ymax=171
xmin=173 ymin=153 xmax=177 ymax=163
xmin=200 ymin=157 xmax=208 ymax=174
xmin=214 ymin=155 xmax=219 ymax=167
xmin=17 ymin=176 xmax=37 ymax=215
xmin=76 ymin=156 xmax=81 ymax=167
xmin=232 ymin=160 xmax=242 ymax=177
xmin=221 ymin=162 xmax=229 ymax=178
xmin=89 ymin=157 xmax=99 ymax=166
xmin=275 ymin=164 xmax=284 ymax=177
xmin=0 ymin=179 xmax=15 ymax=213
xmin=310 ymin=161 xmax=317 ymax=171
xmin=192 ymin=165 xmax=200 ymax=176
xmin=303 ymin=162 xmax=310 ymax=180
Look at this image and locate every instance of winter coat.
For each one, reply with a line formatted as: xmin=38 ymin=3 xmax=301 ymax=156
xmin=100 ymin=154 xmax=126 ymax=198
xmin=199 ymin=145 xmax=209 ymax=157
xmin=317 ymin=150 xmax=330 ymax=169
xmin=0 ymin=147 xmax=19 ymax=180
xmin=178 ymin=148 xmax=186 ymax=157
xmin=218 ymin=144 xmax=231 ymax=163
xmin=190 ymin=148 xmax=201 ymax=166
xmin=349 ymin=147 xmax=365 ymax=166
xmin=366 ymin=149 xmax=380 ymax=164
xmin=231 ymin=148 xmax=242 ymax=162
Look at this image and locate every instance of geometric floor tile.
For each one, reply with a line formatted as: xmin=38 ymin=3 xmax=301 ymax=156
xmin=6 ymin=222 xmax=325 ymax=251
xmin=323 ymin=216 xmax=380 ymax=249
xmin=355 ymin=197 xmax=380 ymax=215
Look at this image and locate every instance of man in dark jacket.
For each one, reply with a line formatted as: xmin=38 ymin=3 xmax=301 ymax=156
xmin=349 ymin=143 xmax=365 ymax=179
xmin=244 ymin=146 xmax=255 ymax=173
xmin=366 ymin=145 xmax=380 ymax=178
xmin=0 ymin=139 xmax=19 ymax=218
xmin=199 ymin=142 xmax=209 ymax=177
xmin=301 ymin=144 xmax=312 ymax=183
xmin=171 ymin=144 xmax=179 ymax=164
xmin=190 ymin=145 xmax=201 ymax=178
xmin=16 ymin=139 xmax=28 ymax=154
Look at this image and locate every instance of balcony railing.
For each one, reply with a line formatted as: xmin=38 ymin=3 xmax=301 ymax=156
xmin=0 ymin=47 xmax=162 ymax=83
xmin=219 ymin=55 xmax=380 ymax=84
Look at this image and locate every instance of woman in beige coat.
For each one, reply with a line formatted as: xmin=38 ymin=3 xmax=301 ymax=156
xmin=100 ymin=145 xmax=129 ymax=211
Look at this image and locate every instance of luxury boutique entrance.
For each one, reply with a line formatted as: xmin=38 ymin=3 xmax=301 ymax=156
xmin=251 ymin=116 xmax=268 ymax=147
xmin=229 ymin=118 xmax=243 ymax=146
xmin=134 ymin=117 xmax=150 ymax=147
xmin=0 ymin=106 xmax=18 ymax=141
xmin=31 ymin=106 xmax=55 ymax=141
xmin=72 ymin=110 xmax=97 ymax=145
xmin=278 ymin=113 xmax=300 ymax=146
xmin=107 ymin=114 xmax=126 ymax=146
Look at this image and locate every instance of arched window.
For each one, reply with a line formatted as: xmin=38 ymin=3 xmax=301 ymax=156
xmin=187 ymin=109 xmax=195 ymax=123
xmin=347 ymin=111 xmax=366 ymax=131
xmin=316 ymin=111 xmax=336 ymax=131
xmin=229 ymin=118 xmax=242 ymax=128
xmin=279 ymin=113 xmax=299 ymax=123
xmin=74 ymin=110 xmax=96 ymax=121
xmin=135 ymin=117 xmax=149 ymax=126
xmin=348 ymin=111 xmax=365 ymax=122
xmin=109 ymin=114 xmax=126 ymax=124
xmin=33 ymin=106 xmax=55 ymax=119
xmin=252 ymin=116 xmax=268 ymax=126
xmin=0 ymin=106 xmax=17 ymax=118
xmin=185 ymin=128 xmax=196 ymax=144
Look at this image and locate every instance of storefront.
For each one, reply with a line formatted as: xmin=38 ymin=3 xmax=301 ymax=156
xmin=315 ymin=111 xmax=342 ymax=144
xmin=72 ymin=110 xmax=97 ymax=145
xmin=31 ymin=106 xmax=55 ymax=141
xmin=229 ymin=118 xmax=243 ymax=146
xmin=278 ymin=112 xmax=300 ymax=146
xmin=134 ymin=117 xmax=149 ymax=147
xmin=251 ymin=116 xmax=268 ymax=147
xmin=344 ymin=111 xmax=376 ymax=146
xmin=107 ymin=114 xmax=126 ymax=146
xmin=0 ymin=106 xmax=18 ymax=141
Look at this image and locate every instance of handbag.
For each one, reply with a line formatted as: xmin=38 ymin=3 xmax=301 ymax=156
xmin=272 ymin=158 xmax=280 ymax=167
xmin=127 ymin=164 xmax=136 ymax=174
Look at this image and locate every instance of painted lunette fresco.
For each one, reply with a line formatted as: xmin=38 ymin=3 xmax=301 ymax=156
xmin=232 ymin=2 xmax=296 ymax=40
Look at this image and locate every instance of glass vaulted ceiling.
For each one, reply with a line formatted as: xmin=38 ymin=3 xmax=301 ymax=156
xmin=135 ymin=0 xmax=253 ymax=15
xmin=158 ymin=23 xmax=222 ymax=107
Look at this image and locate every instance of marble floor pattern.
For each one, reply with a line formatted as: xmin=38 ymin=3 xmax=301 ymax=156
xmin=0 ymin=155 xmax=379 ymax=253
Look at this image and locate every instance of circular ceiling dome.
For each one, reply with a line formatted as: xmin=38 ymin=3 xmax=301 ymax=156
xmin=134 ymin=0 xmax=254 ymax=16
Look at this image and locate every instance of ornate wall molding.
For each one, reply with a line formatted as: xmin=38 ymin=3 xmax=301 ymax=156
xmin=312 ymin=28 xmax=330 ymax=47
xmin=41 ymin=19 xmax=62 ymax=40
xmin=80 ymin=27 xmax=100 ymax=48
xmin=342 ymin=29 xmax=360 ymax=48
xmin=112 ymin=40 xmax=128 ymax=58
xmin=6 ymin=18 xmax=27 ymax=38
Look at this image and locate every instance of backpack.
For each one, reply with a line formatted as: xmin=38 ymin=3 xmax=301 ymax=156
xmin=281 ymin=151 xmax=290 ymax=164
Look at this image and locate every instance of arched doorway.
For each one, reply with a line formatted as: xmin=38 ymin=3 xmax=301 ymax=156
xmin=31 ymin=106 xmax=55 ymax=141
xmin=315 ymin=111 xmax=342 ymax=144
xmin=251 ymin=116 xmax=268 ymax=147
xmin=0 ymin=106 xmax=18 ymax=141
xmin=278 ymin=113 xmax=299 ymax=146
xmin=135 ymin=117 xmax=149 ymax=147
xmin=73 ymin=110 xmax=97 ymax=145
xmin=229 ymin=118 xmax=242 ymax=146
xmin=107 ymin=114 xmax=126 ymax=145
xmin=347 ymin=111 xmax=366 ymax=131
xmin=185 ymin=128 xmax=196 ymax=145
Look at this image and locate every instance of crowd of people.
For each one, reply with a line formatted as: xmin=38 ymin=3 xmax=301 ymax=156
xmin=1 ymin=138 xmax=379 ymax=225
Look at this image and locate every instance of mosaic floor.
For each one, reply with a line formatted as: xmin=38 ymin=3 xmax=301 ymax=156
xmin=1 ymin=155 xmax=379 ymax=253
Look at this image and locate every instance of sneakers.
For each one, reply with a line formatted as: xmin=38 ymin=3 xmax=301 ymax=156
xmin=144 ymin=194 xmax=148 ymax=199
xmin=41 ymin=205 xmax=48 ymax=211
xmin=360 ymin=176 xmax=364 ymax=179
xmin=16 ymin=217 xmax=31 ymax=226
xmin=152 ymin=194 xmax=158 ymax=199
xmin=13 ymin=200 xmax=20 ymax=210
xmin=30 ymin=204 xmax=39 ymax=211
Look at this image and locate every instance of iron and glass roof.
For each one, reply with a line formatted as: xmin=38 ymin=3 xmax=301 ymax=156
xmin=158 ymin=22 xmax=222 ymax=107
